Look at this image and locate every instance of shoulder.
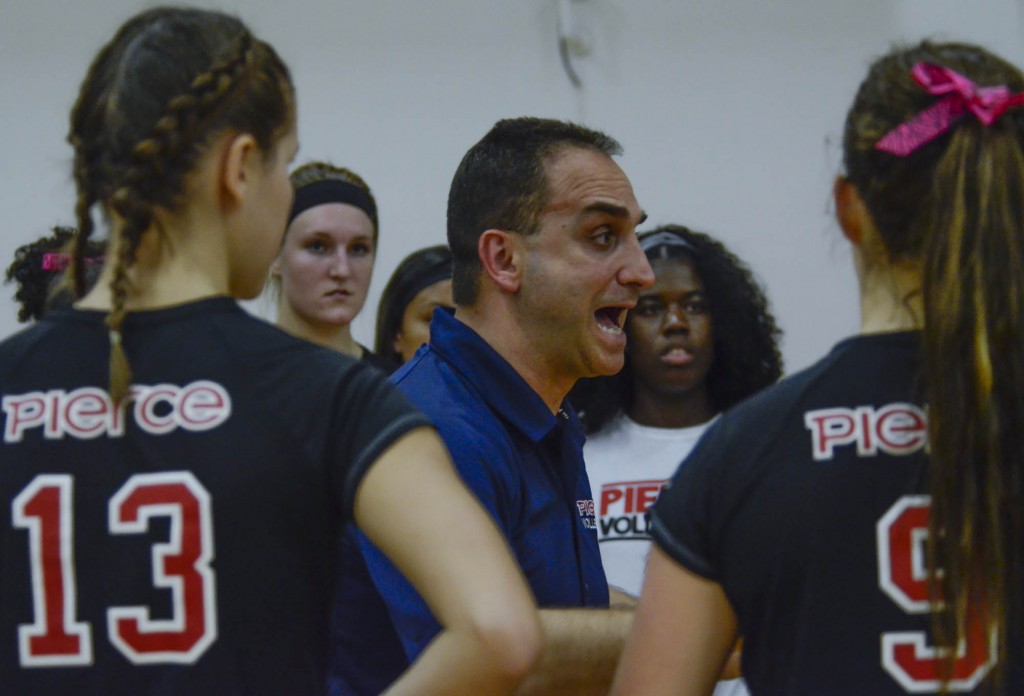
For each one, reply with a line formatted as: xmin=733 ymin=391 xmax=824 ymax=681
xmin=0 ymin=313 xmax=89 ymax=385
xmin=199 ymin=305 xmax=370 ymax=386
xmin=0 ymin=320 xmax=51 ymax=356
xmin=395 ymin=351 xmax=518 ymax=467
xmin=435 ymin=396 xmax=516 ymax=471
xmin=392 ymin=349 xmax=485 ymax=426
xmin=706 ymin=339 xmax=855 ymax=443
xmin=716 ymin=331 xmax=921 ymax=441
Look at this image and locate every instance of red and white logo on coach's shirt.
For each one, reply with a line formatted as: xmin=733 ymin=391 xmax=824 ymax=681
xmin=576 ymin=498 xmax=597 ymax=530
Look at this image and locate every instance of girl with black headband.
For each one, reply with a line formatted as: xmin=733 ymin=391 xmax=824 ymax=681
xmin=613 ymin=40 xmax=1024 ymax=695
xmin=270 ymin=161 xmax=390 ymax=369
xmin=570 ymin=224 xmax=782 ymax=696
xmin=373 ymin=244 xmax=454 ymax=372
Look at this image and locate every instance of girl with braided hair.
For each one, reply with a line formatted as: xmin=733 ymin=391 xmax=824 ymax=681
xmin=0 ymin=7 xmax=539 ymax=695
xmin=611 ymin=40 xmax=1024 ymax=695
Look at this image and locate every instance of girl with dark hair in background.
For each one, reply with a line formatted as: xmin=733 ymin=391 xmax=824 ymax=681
xmin=5 ymin=226 xmax=104 ymax=322
xmin=572 ymin=224 xmax=782 ymax=696
xmin=374 ymin=244 xmax=453 ymax=371
xmin=612 ymin=40 xmax=1024 ymax=695
xmin=0 ymin=7 xmax=539 ymax=694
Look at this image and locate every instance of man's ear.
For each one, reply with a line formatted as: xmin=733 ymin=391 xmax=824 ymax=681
xmin=220 ymin=133 xmax=259 ymax=210
xmin=834 ymin=176 xmax=868 ymax=248
xmin=478 ymin=229 xmax=522 ymax=294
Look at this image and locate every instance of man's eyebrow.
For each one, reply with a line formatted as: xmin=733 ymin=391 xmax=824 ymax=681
xmin=581 ymin=202 xmax=647 ymax=225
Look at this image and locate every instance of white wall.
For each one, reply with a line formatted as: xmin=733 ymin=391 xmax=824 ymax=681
xmin=2 ymin=0 xmax=1022 ymax=373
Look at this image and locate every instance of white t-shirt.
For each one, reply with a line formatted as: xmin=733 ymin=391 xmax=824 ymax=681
xmin=585 ymin=413 xmax=749 ymax=696
xmin=585 ymin=413 xmax=710 ymax=596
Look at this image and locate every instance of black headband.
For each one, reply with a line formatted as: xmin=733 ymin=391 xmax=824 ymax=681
xmin=392 ymin=257 xmax=453 ymax=319
xmin=288 ymin=179 xmax=378 ymax=228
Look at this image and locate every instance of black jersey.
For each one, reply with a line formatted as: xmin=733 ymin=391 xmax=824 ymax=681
xmin=0 ymin=297 xmax=429 ymax=695
xmin=651 ymin=332 xmax=1012 ymax=695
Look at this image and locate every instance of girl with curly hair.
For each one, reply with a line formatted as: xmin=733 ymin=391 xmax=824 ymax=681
xmin=572 ymin=224 xmax=782 ymax=694
xmin=4 ymin=226 xmax=104 ymax=322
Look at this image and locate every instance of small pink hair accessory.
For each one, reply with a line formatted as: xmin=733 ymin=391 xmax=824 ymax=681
xmin=874 ymin=62 xmax=1024 ymax=156
xmin=41 ymin=252 xmax=103 ymax=271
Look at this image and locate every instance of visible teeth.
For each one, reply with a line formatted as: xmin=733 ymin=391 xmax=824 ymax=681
xmin=598 ymin=323 xmax=623 ymax=335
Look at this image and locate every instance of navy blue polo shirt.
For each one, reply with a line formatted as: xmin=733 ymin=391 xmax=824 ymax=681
xmin=360 ymin=307 xmax=609 ymax=662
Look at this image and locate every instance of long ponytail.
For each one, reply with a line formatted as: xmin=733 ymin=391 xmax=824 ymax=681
xmin=923 ymin=121 xmax=1024 ymax=675
xmin=843 ymin=40 xmax=1024 ymax=683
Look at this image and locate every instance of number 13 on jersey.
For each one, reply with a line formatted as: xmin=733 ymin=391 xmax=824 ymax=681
xmin=877 ymin=495 xmax=996 ymax=692
xmin=12 ymin=472 xmax=217 ymax=667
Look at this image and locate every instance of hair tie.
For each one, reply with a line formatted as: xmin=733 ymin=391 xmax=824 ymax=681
xmin=875 ymin=62 xmax=1024 ymax=156
xmin=41 ymin=252 xmax=104 ymax=271
xmin=288 ymin=179 xmax=378 ymax=229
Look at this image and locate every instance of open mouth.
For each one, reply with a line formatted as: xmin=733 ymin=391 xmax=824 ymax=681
xmin=595 ymin=307 xmax=627 ymax=335
xmin=660 ymin=345 xmax=693 ymax=366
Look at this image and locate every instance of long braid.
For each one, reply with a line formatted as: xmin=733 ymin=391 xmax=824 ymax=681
xmin=69 ymin=151 xmax=96 ymax=299
xmin=96 ymin=30 xmax=255 ymax=404
xmin=844 ymin=41 xmax=1024 ymax=685
xmin=66 ymin=11 xmax=143 ymax=300
xmin=104 ymin=190 xmax=138 ymax=403
xmin=65 ymin=7 xmax=292 ymax=405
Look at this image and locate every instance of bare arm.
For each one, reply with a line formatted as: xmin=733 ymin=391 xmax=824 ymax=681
xmin=354 ymin=427 xmax=543 ymax=696
xmin=513 ymin=606 xmax=634 ymax=696
xmin=609 ymin=545 xmax=737 ymax=696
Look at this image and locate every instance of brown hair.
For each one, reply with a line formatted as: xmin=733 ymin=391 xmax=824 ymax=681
xmin=68 ymin=7 xmax=294 ymax=402
xmin=844 ymin=40 xmax=1024 ymax=682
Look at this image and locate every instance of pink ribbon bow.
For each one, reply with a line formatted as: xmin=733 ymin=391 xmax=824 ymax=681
xmin=874 ymin=62 xmax=1024 ymax=156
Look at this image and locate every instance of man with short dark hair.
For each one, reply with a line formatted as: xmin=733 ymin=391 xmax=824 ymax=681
xmin=343 ymin=116 xmax=653 ymax=695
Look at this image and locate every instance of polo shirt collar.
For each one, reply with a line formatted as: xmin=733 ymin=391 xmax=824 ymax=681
xmin=429 ymin=308 xmax=582 ymax=444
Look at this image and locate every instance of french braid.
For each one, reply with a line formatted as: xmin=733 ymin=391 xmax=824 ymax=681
xmin=102 ymin=33 xmax=255 ymax=403
xmin=65 ymin=7 xmax=292 ymax=404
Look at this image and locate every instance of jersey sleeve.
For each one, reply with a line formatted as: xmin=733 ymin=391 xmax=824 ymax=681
xmin=328 ymin=361 xmax=432 ymax=523
xmin=648 ymin=415 xmax=735 ymax=582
